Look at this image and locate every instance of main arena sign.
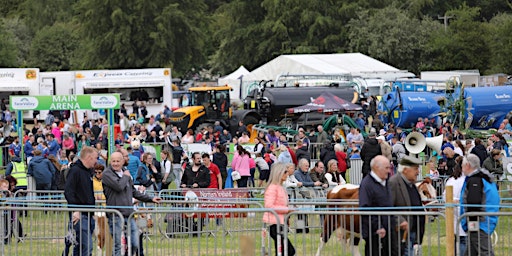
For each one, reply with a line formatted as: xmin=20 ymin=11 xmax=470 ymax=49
xmin=10 ymin=94 xmax=120 ymax=111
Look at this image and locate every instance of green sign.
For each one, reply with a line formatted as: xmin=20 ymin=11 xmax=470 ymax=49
xmin=9 ymin=94 xmax=120 ymax=111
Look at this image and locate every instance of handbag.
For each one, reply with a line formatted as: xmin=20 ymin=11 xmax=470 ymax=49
xmin=231 ymin=156 xmax=243 ymax=181
xmin=231 ymin=171 xmax=241 ymax=181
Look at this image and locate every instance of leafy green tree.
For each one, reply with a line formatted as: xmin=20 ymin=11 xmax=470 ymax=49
xmin=3 ymin=17 xmax=32 ymax=67
xmin=347 ymin=6 xmax=441 ymax=74
xmin=211 ymin=0 xmax=360 ymax=75
xmin=209 ymin=0 xmax=266 ymax=74
xmin=28 ymin=22 xmax=79 ymax=71
xmin=487 ymin=13 xmax=512 ymax=74
xmin=74 ymin=0 xmax=207 ymax=75
xmin=0 ymin=21 xmax=18 ymax=67
xmin=20 ymin=0 xmax=78 ymax=33
xmin=0 ymin=0 xmax=22 ymax=17
xmin=426 ymin=4 xmax=490 ymax=72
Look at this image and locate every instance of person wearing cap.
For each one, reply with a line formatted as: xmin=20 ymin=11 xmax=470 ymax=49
xmin=388 ymin=155 xmax=425 ymax=256
xmin=360 ymin=131 xmax=381 ymax=177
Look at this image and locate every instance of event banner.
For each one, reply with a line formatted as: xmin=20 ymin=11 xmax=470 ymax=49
xmin=9 ymin=94 xmax=120 ymax=111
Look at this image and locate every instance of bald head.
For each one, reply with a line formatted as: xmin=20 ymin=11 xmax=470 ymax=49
xmin=370 ymin=155 xmax=392 ymax=180
xmin=110 ymin=152 xmax=125 ymax=171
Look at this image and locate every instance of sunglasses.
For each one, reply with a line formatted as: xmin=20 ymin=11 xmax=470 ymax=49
xmin=95 ymin=171 xmax=103 ymax=174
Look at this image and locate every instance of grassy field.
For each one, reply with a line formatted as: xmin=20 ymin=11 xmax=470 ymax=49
xmin=3 ymin=203 xmax=512 ymax=255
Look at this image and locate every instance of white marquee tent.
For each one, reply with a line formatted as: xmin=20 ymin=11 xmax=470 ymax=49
xmin=220 ymin=53 xmax=410 ymax=101
xmin=243 ymin=53 xmax=401 ymax=81
xmin=217 ymin=66 xmax=250 ymax=103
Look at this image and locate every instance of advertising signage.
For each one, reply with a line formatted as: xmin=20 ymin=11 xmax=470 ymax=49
xmin=9 ymin=94 xmax=120 ymax=111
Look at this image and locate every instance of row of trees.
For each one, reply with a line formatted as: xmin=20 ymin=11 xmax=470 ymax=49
xmin=0 ymin=0 xmax=511 ymax=77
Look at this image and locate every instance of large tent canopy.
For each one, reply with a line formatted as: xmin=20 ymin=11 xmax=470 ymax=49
xmin=243 ymin=53 xmax=402 ymax=81
xmin=217 ymin=66 xmax=250 ymax=103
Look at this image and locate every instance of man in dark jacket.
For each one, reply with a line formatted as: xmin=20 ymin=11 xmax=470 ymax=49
xmin=64 ymin=146 xmax=98 ymax=256
xmin=359 ymin=155 xmax=398 ymax=256
xmin=181 ymin=152 xmax=211 ymax=188
xmin=309 ymin=161 xmax=328 ymax=188
xmin=27 ymin=150 xmax=57 ymax=190
xmin=389 ymin=156 xmax=425 ymax=256
xmin=470 ymin=138 xmax=488 ymax=166
xmin=360 ymin=132 xmax=382 ymax=177
xmin=320 ymin=142 xmax=336 ymax=168
xmin=102 ymin=152 xmax=161 ymax=256
xmin=295 ymin=140 xmax=311 ymax=164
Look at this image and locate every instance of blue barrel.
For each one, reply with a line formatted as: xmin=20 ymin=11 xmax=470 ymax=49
xmin=464 ymin=86 xmax=512 ymax=128
xmin=380 ymin=91 xmax=442 ymax=128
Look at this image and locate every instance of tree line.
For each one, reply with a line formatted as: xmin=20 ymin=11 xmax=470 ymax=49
xmin=0 ymin=0 xmax=511 ymax=78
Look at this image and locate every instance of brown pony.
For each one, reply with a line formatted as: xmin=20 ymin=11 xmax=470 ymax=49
xmin=316 ymin=184 xmax=361 ymax=256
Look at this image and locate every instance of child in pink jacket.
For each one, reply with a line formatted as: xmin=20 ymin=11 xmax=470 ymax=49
xmin=231 ymin=145 xmax=251 ymax=187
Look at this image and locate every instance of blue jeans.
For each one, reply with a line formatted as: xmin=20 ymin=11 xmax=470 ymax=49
xmin=155 ymin=182 xmax=162 ymax=192
xmin=72 ymin=213 xmax=95 ymax=256
xmin=458 ymin=235 xmax=467 ymax=256
xmin=402 ymin=231 xmax=417 ymax=256
xmin=108 ymin=215 xmax=139 ymax=256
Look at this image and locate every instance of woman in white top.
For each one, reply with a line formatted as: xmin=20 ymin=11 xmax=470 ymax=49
xmin=160 ymin=150 xmax=172 ymax=190
xmin=325 ymin=159 xmax=346 ymax=187
xmin=282 ymin=163 xmax=302 ymax=188
xmin=443 ymin=162 xmax=467 ymax=256
xmin=453 ymin=140 xmax=465 ymax=156
xmin=181 ymin=129 xmax=195 ymax=144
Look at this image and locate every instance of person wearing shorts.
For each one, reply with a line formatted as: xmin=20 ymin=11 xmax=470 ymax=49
xmin=255 ymin=153 xmax=270 ymax=187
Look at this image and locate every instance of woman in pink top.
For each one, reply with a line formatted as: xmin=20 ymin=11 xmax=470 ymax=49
xmin=51 ymin=123 xmax=62 ymax=144
xmin=231 ymin=145 xmax=251 ymax=187
xmin=61 ymin=133 xmax=75 ymax=156
xmin=262 ymin=163 xmax=296 ymax=256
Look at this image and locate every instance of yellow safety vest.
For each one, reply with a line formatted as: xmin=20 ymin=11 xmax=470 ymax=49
xmin=10 ymin=161 xmax=27 ymax=187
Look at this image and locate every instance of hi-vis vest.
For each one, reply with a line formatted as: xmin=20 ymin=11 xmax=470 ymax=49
xmin=11 ymin=161 xmax=27 ymax=187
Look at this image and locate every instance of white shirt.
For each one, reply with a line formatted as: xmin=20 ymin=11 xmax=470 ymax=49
xmin=370 ymin=171 xmax=386 ymax=186
xmin=454 ymin=147 xmax=464 ymax=157
xmin=443 ymin=175 xmax=467 ymax=236
xmin=283 ymin=175 xmax=301 ymax=188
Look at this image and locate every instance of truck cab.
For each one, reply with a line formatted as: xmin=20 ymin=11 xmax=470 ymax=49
xmin=168 ymin=86 xmax=232 ymax=132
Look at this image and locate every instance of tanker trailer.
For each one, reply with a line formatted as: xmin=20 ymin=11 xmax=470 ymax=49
xmin=241 ymin=84 xmax=359 ymax=125
xmin=463 ymin=86 xmax=512 ymax=129
xmin=378 ymin=90 xmax=443 ymax=128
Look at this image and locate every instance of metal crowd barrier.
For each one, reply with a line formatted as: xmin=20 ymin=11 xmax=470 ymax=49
xmin=348 ymin=158 xmax=364 ymax=184
xmin=6 ymin=188 xmax=512 ymax=255
xmin=0 ymin=206 xmax=123 ymax=256
xmin=126 ymin=207 xmax=281 ymax=256
xmin=285 ymin=209 xmax=445 ymax=256
xmin=457 ymin=209 xmax=512 ymax=256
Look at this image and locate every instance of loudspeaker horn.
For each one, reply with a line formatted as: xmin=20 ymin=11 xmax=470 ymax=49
xmin=426 ymin=135 xmax=443 ymax=154
xmin=405 ymin=132 xmax=426 ymax=154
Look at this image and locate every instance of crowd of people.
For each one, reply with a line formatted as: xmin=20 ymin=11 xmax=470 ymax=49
xmin=0 ymin=101 xmax=509 ymax=256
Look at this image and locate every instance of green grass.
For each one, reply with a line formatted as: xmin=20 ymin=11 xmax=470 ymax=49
xmin=4 ymin=194 xmax=512 ymax=255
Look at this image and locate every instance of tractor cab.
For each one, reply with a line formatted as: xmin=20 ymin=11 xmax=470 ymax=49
xmin=168 ymin=86 xmax=232 ymax=132
xmin=189 ymin=86 xmax=231 ymax=120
